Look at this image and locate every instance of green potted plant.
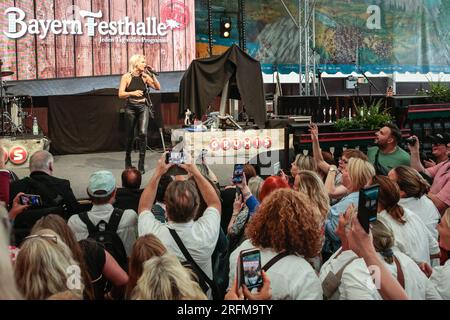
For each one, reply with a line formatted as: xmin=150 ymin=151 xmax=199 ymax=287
xmin=334 ymin=99 xmax=393 ymax=131
xmin=417 ymin=77 xmax=450 ymax=103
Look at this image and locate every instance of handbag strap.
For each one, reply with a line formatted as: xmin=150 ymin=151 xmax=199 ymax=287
xmin=393 ymin=256 xmax=405 ymax=289
xmin=262 ymin=251 xmax=290 ymax=272
xmin=374 ymin=149 xmax=389 ymax=175
xmin=334 ymin=256 xmax=358 ymax=281
xmin=168 ymin=228 xmax=214 ymax=288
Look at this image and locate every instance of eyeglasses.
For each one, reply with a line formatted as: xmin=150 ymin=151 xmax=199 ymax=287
xmin=339 ymin=158 xmax=349 ymax=164
xmin=24 ymin=234 xmax=58 ymax=244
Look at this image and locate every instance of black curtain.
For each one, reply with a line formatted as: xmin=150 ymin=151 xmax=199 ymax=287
xmin=48 ymin=95 xmax=126 ymax=154
xmin=179 ymin=44 xmax=266 ymax=127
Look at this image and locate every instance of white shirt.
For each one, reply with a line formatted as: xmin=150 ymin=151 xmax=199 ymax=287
xmin=429 ymin=259 xmax=450 ymax=300
xmin=399 ymin=196 xmax=440 ymax=241
xmin=388 ymin=250 xmax=441 ymax=300
xmin=229 ymin=240 xmax=323 ymax=300
xmin=138 ymin=207 xmax=220 ymax=280
xmin=319 ymin=248 xmax=442 ymax=300
xmin=378 ymin=207 xmax=440 ymax=264
xmin=68 ymin=203 xmax=138 ymax=256
xmin=319 ymin=249 xmax=380 ymax=300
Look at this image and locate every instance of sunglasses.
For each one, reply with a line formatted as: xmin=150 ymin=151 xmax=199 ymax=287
xmin=24 ymin=234 xmax=58 ymax=244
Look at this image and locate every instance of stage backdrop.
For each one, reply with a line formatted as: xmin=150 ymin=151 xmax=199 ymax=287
xmin=0 ymin=0 xmax=195 ymax=81
xmin=195 ymin=0 xmax=450 ymax=75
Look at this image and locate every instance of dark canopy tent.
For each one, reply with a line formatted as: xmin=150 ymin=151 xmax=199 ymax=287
xmin=179 ymin=44 xmax=266 ymax=127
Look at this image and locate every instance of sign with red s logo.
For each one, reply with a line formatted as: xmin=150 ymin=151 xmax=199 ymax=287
xmin=9 ymin=146 xmax=28 ymax=165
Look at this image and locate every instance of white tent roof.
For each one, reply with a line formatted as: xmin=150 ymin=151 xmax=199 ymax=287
xmin=262 ymin=72 xmax=450 ymax=83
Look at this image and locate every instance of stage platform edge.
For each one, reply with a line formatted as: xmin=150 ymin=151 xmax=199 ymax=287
xmin=1 ymin=135 xmax=50 ymax=169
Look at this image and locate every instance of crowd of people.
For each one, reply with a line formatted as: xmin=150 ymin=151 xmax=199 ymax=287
xmin=0 ymin=122 xmax=449 ymax=300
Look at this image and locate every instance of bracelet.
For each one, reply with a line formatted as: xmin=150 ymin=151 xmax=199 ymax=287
xmin=328 ymin=167 xmax=338 ymax=173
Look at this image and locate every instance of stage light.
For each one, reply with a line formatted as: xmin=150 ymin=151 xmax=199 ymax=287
xmin=220 ymin=17 xmax=232 ymax=38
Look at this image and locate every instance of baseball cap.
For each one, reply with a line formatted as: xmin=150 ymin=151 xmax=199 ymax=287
xmin=429 ymin=133 xmax=450 ymax=145
xmin=87 ymin=170 xmax=116 ymax=198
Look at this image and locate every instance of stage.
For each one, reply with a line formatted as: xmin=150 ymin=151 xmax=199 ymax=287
xmin=10 ymin=150 xmax=236 ymax=201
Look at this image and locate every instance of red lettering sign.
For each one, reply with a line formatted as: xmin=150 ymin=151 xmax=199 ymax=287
xmin=253 ymin=137 xmax=261 ymax=149
xmin=210 ymin=138 xmax=220 ymax=151
xmin=232 ymin=138 xmax=242 ymax=150
xmin=221 ymin=138 xmax=231 ymax=150
xmin=243 ymin=137 xmax=251 ymax=150
xmin=9 ymin=146 xmax=28 ymax=165
xmin=262 ymin=137 xmax=272 ymax=149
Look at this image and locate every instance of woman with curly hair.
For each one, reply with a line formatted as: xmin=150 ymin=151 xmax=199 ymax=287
xmin=228 ymin=189 xmax=323 ymax=299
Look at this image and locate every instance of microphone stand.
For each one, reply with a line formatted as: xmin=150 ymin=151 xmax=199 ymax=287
xmin=143 ymin=72 xmax=161 ymax=152
xmin=356 ymin=64 xmax=381 ymax=104
xmin=317 ymin=68 xmax=329 ymax=107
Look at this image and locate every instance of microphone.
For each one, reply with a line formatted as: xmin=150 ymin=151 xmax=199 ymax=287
xmin=145 ymin=65 xmax=159 ymax=76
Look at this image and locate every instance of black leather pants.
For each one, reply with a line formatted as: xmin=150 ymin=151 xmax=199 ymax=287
xmin=125 ymin=103 xmax=149 ymax=170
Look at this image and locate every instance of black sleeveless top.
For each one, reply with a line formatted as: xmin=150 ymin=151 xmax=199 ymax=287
xmin=126 ymin=74 xmax=146 ymax=92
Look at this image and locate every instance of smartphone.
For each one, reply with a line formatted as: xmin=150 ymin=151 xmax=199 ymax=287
xmin=19 ymin=194 xmax=43 ymax=207
xmin=165 ymin=151 xmax=185 ymax=164
xmin=357 ymin=184 xmax=380 ymax=233
xmin=239 ymin=249 xmax=263 ymax=289
xmin=273 ymin=162 xmax=280 ymax=176
xmin=232 ymin=164 xmax=244 ymax=184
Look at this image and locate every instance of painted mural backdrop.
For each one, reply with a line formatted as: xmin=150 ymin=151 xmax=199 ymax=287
xmin=195 ymin=0 xmax=450 ymax=74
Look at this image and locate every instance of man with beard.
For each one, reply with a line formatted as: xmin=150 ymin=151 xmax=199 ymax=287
xmin=367 ymin=123 xmax=410 ymax=175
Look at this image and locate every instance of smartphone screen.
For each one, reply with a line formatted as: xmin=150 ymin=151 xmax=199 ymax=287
xmin=166 ymin=151 xmax=185 ymax=164
xmin=232 ymin=164 xmax=244 ymax=184
xmin=240 ymin=249 xmax=263 ymax=289
xmin=357 ymin=184 xmax=380 ymax=233
xmin=273 ymin=162 xmax=280 ymax=176
xmin=20 ymin=194 xmax=42 ymax=207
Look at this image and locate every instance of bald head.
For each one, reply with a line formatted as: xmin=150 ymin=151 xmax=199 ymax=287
xmin=29 ymin=150 xmax=54 ymax=175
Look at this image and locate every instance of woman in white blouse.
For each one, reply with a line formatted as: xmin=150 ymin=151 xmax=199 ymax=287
xmin=425 ymin=208 xmax=450 ymax=299
xmin=388 ymin=166 xmax=440 ymax=241
xmin=371 ymin=175 xmax=440 ymax=265
xmin=370 ymin=219 xmax=441 ymax=299
xmin=319 ymin=209 xmax=441 ymax=300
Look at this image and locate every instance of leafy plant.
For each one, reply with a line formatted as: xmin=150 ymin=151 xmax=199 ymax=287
xmin=428 ymin=81 xmax=450 ymax=103
xmin=335 ymin=99 xmax=393 ymax=131
xmin=417 ymin=77 xmax=450 ymax=103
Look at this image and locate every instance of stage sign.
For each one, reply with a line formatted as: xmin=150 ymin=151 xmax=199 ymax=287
xmin=1 ymin=136 xmax=48 ymax=168
xmin=0 ymin=0 xmax=195 ymax=81
xmin=171 ymin=128 xmax=285 ymax=175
